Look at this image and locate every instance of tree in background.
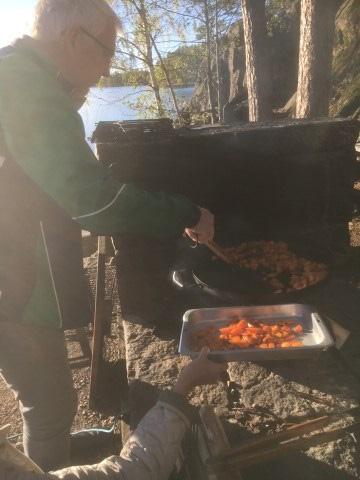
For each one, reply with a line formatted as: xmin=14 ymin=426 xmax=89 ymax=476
xmin=204 ymin=0 xmax=218 ymax=122
xmin=111 ymin=0 xmax=242 ymax=122
xmin=155 ymin=44 xmax=205 ymax=86
xmin=182 ymin=0 xmax=241 ymax=123
xmin=295 ymin=0 xmax=341 ymax=118
xmin=115 ymin=0 xmax=191 ymax=118
xmin=241 ymin=0 xmax=272 ymax=121
xmin=116 ymin=0 xmax=164 ymax=116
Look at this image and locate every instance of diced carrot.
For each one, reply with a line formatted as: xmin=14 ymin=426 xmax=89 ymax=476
xmin=192 ymin=318 xmax=304 ymax=352
xmin=238 ymin=319 xmax=248 ymax=329
xmin=231 ymin=326 xmax=247 ymax=335
xmin=219 ymin=327 xmax=231 ymax=334
xmin=228 ymin=336 xmax=243 ymax=345
xmin=274 ymin=332 xmax=284 ymax=338
xmin=239 ymin=340 xmax=249 ymax=347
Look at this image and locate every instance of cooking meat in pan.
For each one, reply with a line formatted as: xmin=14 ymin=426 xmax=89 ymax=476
xmin=215 ymin=241 xmax=328 ymax=293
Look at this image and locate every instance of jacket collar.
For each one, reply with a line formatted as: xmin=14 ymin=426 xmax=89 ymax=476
xmin=12 ymin=36 xmax=58 ymax=77
xmin=11 ymin=36 xmax=86 ymax=108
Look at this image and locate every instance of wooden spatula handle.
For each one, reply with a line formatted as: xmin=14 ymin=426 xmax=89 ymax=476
xmin=205 ymin=241 xmax=233 ymax=265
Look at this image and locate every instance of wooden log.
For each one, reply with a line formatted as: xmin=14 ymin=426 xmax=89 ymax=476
xmin=208 ymin=421 xmax=360 ymax=473
xmin=211 ymin=415 xmax=332 ymax=461
xmin=89 ymin=236 xmax=107 ymax=410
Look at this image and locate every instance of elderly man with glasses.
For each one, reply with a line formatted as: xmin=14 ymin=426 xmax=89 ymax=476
xmin=0 ymin=0 xmax=214 ymax=472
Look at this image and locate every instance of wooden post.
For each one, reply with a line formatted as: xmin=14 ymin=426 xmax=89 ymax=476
xmin=89 ymin=236 xmax=107 ymax=409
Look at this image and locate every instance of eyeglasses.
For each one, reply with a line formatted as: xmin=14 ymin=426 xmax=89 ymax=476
xmin=80 ymin=27 xmax=115 ymax=59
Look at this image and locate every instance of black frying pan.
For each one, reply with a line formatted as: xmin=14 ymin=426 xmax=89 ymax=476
xmin=190 ymin=241 xmax=333 ymax=304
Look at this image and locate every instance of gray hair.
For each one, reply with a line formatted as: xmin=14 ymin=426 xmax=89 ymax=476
xmin=32 ymin=0 xmax=122 ymax=41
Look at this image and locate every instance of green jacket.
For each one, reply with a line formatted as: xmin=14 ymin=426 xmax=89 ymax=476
xmin=0 ymin=37 xmax=199 ymax=329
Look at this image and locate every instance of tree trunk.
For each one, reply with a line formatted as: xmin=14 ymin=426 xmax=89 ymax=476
xmin=295 ymin=0 xmax=340 ymax=118
xmin=148 ymin=64 xmax=164 ymax=117
xmin=204 ymin=0 xmax=217 ymax=123
xmin=150 ymin=36 xmax=181 ymax=121
xmin=241 ymin=0 xmax=272 ymax=122
xmin=139 ymin=0 xmax=165 ymax=117
xmin=215 ymin=0 xmax=223 ymax=123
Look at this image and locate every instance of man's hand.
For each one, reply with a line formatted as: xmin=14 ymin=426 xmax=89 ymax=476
xmin=173 ymin=347 xmax=228 ymax=396
xmin=185 ymin=207 xmax=214 ymax=244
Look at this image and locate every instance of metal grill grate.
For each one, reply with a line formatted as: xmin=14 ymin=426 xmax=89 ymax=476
xmin=91 ymin=119 xmax=174 ymax=144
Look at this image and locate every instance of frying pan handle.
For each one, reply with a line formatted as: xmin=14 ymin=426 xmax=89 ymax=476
xmin=172 ymin=270 xmax=199 ymax=290
xmin=172 ymin=270 xmax=185 ymax=288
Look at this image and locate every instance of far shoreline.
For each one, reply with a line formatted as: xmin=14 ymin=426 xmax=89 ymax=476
xmin=97 ymin=84 xmax=195 ymax=90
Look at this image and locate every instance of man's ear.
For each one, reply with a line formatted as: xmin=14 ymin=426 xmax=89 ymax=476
xmin=63 ymin=26 xmax=81 ymax=53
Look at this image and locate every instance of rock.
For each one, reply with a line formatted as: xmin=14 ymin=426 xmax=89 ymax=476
xmin=330 ymin=0 xmax=360 ymax=118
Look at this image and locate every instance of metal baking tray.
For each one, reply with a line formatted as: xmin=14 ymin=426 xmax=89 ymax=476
xmin=178 ymin=304 xmax=334 ymax=361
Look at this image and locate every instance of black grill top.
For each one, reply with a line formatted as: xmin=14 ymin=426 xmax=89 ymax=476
xmin=91 ymin=117 xmax=359 ymax=157
xmin=91 ymin=118 xmax=174 ymax=144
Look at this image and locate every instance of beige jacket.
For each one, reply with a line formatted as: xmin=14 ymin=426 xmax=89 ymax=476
xmin=0 ymin=392 xmax=194 ymax=480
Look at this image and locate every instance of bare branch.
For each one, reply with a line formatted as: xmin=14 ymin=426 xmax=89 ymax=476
xmin=116 ymin=47 xmax=147 ymax=63
xmin=151 ymin=3 xmax=204 ymax=21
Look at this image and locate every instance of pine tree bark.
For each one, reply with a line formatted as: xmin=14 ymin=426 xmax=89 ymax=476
xmin=241 ymin=0 xmax=272 ymax=122
xmin=295 ymin=0 xmax=340 ymax=118
xmin=204 ymin=0 xmax=217 ymax=124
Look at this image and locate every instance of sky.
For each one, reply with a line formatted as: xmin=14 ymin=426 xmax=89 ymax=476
xmin=0 ymin=0 xmax=195 ymax=56
xmin=0 ymin=0 xmax=36 ymax=47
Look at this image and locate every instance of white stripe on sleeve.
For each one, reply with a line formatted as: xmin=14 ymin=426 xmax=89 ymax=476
xmin=72 ymin=184 xmax=127 ymax=220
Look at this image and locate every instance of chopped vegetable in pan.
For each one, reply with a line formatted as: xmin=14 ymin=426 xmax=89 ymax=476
xmin=191 ymin=318 xmax=304 ymax=351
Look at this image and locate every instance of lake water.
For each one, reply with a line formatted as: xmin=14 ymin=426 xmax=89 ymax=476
xmin=79 ymin=85 xmax=194 ymax=141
